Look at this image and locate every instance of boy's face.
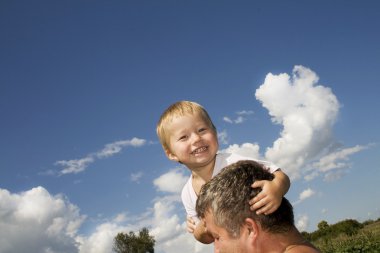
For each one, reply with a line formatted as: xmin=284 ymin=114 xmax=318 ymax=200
xmin=164 ymin=113 xmax=218 ymax=170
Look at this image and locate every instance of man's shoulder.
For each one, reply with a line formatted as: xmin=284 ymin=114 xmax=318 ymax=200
xmin=285 ymin=243 xmax=321 ymax=253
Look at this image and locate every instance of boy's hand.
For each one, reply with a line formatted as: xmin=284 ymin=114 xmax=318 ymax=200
xmin=186 ymin=216 xmax=196 ymax=233
xmin=249 ymin=179 xmax=282 ymax=215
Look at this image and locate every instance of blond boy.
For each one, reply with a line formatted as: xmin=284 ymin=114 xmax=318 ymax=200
xmin=156 ymin=101 xmax=290 ymax=243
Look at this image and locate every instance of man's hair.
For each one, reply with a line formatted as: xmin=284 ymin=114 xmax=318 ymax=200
xmin=156 ymin=101 xmax=217 ymax=151
xmin=196 ymin=160 xmax=294 ymax=238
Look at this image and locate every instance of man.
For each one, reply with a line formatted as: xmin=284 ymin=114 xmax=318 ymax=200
xmin=196 ymin=160 xmax=320 ymax=253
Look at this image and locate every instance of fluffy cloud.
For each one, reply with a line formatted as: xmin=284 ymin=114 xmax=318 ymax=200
xmin=220 ymin=142 xmax=261 ymax=159
xmin=149 ymin=195 xmax=213 ymax=253
xmin=0 ymin=187 xmax=85 ymax=253
xmin=293 ymin=188 xmax=315 ymax=205
xmin=255 ymin=65 xmax=341 ymax=179
xmin=56 ymin=137 xmax=146 ymax=175
xmin=299 ymin=188 xmax=315 ymax=201
xmin=153 ymin=168 xmax=188 ymax=193
xmin=77 ymin=222 xmax=136 ymax=253
xmin=0 ymin=182 xmax=211 ymax=253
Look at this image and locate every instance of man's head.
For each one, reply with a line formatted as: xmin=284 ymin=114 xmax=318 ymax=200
xmin=196 ymin=160 xmax=294 ymax=238
xmin=156 ymin=100 xmax=217 ymax=153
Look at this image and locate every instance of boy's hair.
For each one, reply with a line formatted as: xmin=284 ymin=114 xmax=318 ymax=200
xmin=156 ymin=101 xmax=217 ymax=152
xmin=196 ymin=160 xmax=294 ymax=238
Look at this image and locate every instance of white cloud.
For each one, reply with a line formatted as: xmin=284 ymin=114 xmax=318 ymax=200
xmin=113 ymin=213 xmax=127 ymax=223
xmin=296 ymin=214 xmax=309 ymax=232
xmin=313 ymin=145 xmax=367 ymax=172
xmin=255 ymin=65 xmax=341 ymax=179
xmin=223 ymin=110 xmax=253 ymax=124
xmin=77 ymin=222 xmax=130 ymax=253
xmin=56 ymin=156 xmax=95 ymax=175
xmin=218 ymin=129 xmax=229 ymax=145
xmin=323 ymin=170 xmax=346 ymax=182
xmin=97 ymin=138 xmax=146 ymax=158
xmin=293 ymin=188 xmax=315 ymax=205
xmin=299 ymin=188 xmax=315 ymax=201
xmin=220 ymin=142 xmax=261 ymax=159
xmin=306 ymin=145 xmax=368 ymax=182
xmin=130 ymin=171 xmax=143 ymax=183
xmin=153 ymin=168 xmax=188 ymax=193
xmin=0 ymin=187 xmax=85 ymax=253
xmin=149 ymin=195 xmax=213 ymax=253
xmin=223 ymin=116 xmax=233 ymax=124
xmin=56 ymin=137 xmax=146 ymax=175
xmin=237 ymin=110 xmax=254 ymax=115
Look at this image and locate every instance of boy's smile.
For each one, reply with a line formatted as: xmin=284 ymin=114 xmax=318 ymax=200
xmin=191 ymin=146 xmax=208 ymax=155
xmin=165 ymin=113 xmax=218 ymax=170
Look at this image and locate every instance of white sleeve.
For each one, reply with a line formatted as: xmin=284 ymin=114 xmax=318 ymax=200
xmin=181 ymin=179 xmax=200 ymax=224
xmin=254 ymin=159 xmax=280 ymax=173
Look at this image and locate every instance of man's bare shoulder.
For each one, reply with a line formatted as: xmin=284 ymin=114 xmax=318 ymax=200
xmin=285 ymin=243 xmax=321 ymax=253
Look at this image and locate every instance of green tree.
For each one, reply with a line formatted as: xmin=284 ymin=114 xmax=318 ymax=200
xmin=318 ymin=220 xmax=329 ymax=231
xmin=332 ymin=219 xmax=363 ymax=236
xmin=113 ymin=227 xmax=155 ymax=253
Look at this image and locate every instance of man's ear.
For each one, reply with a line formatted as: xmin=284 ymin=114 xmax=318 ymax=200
xmin=244 ymin=218 xmax=259 ymax=240
xmin=165 ymin=148 xmax=179 ymax=162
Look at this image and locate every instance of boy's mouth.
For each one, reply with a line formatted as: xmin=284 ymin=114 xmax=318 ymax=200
xmin=191 ymin=146 xmax=207 ymax=154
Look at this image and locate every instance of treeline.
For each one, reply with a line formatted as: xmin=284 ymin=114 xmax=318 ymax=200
xmin=301 ymin=218 xmax=380 ymax=252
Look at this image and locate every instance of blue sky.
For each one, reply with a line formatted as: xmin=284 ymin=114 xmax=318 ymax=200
xmin=1 ymin=1 xmax=379 ymax=252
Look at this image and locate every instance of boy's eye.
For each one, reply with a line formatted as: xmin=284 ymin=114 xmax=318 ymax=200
xmin=178 ymin=135 xmax=187 ymax=141
xmin=198 ymin=127 xmax=207 ymax=133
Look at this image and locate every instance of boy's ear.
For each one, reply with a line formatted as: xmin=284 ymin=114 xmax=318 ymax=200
xmin=165 ymin=149 xmax=179 ymax=162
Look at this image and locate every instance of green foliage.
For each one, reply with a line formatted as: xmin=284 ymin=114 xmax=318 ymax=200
xmin=318 ymin=220 xmax=329 ymax=231
xmin=306 ymin=219 xmax=380 ymax=253
xmin=309 ymin=219 xmax=364 ymax=242
xmin=113 ymin=227 xmax=155 ymax=253
xmin=315 ymin=231 xmax=380 ymax=253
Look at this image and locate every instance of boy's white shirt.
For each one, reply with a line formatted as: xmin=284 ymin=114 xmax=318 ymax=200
xmin=181 ymin=152 xmax=280 ymax=223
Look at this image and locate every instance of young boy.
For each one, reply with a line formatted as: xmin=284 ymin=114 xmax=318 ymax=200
xmin=156 ymin=100 xmax=290 ymax=244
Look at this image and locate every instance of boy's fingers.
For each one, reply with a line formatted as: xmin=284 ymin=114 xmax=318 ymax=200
xmin=251 ymin=180 xmax=265 ymax=188
xmin=250 ymin=197 xmax=266 ymax=210
xmin=186 ymin=216 xmax=195 ymax=224
xmin=249 ymin=191 xmax=266 ymax=205
xmin=255 ymin=203 xmax=273 ymax=215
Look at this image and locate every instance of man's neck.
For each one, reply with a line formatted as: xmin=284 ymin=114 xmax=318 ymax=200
xmin=260 ymin=227 xmax=307 ymax=252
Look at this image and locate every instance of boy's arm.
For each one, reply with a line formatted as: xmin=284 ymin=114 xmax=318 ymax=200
xmin=193 ymin=219 xmax=214 ymax=244
xmin=249 ymin=169 xmax=290 ymax=215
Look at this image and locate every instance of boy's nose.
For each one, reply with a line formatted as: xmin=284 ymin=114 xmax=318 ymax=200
xmin=191 ymin=133 xmax=201 ymax=142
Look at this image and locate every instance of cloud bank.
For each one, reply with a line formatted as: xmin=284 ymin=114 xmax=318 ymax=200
xmin=0 ymin=187 xmax=85 ymax=253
